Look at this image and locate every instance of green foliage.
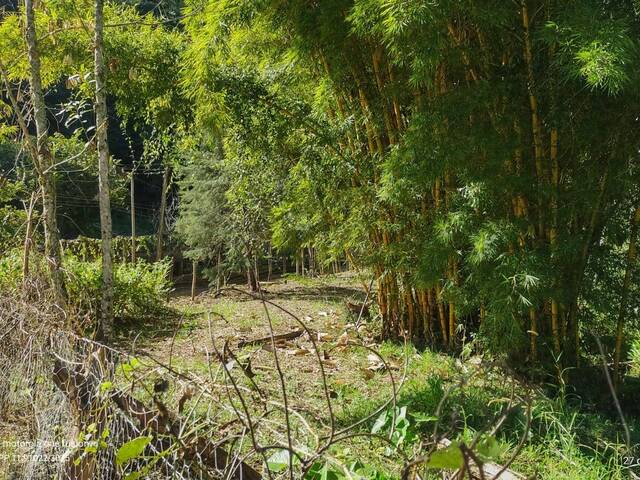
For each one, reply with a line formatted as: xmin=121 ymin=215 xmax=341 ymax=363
xmin=0 ymin=177 xmax=28 ymax=255
xmin=64 ymin=255 xmax=171 ymax=321
xmin=305 ymin=461 xmax=390 ymax=480
xmin=371 ymin=406 xmax=415 ymax=452
xmin=0 ymin=0 xmax=639 ymax=389
xmin=425 ymin=442 xmax=464 ymax=470
xmin=629 ymin=336 xmax=640 ymax=377
xmin=174 ymin=0 xmax=640 ymax=367
xmin=0 ymin=250 xmax=170 ymax=323
xmin=267 ymin=449 xmax=298 ymax=473
xmin=61 ymin=235 xmax=155 ymax=263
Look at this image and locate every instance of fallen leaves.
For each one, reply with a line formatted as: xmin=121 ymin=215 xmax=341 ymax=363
xmin=286 ymin=347 xmax=311 ymax=356
xmin=316 ymin=332 xmax=332 ymax=342
xmin=365 ymin=352 xmax=401 ymax=374
xmin=366 ymin=353 xmax=386 ymax=372
xmin=336 ymin=331 xmax=350 ymax=347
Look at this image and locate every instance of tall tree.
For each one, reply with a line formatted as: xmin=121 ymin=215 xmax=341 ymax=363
xmin=156 ymin=165 xmax=171 ymax=261
xmin=94 ymin=0 xmax=114 ymax=341
xmin=24 ymin=0 xmax=66 ymax=307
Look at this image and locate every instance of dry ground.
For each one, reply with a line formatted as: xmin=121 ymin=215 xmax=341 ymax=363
xmin=130 ymin=272 xmax=417 ymax=433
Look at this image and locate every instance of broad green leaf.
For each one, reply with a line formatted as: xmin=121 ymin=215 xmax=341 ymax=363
xmin=100 ymin=381 xmax=113 ymax=393
xmin=116 ymin=436 xmax=152 ymax=466
xmin=476 ymin=436 xmax=506 ymax=461
xmin=371 ymin=410 xmax=388 ymax=434
xmin=305 ymin=461 xmax=343 ymax=480
xmin=267 ymin=449 xmax=298 ymax=473
xmin=425 ymin=442 xmax=464 ymax=469
xmin=410 ymin=412 xmax=437 ymax=425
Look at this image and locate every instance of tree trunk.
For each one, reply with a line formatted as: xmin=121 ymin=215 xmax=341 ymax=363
xmin=94 ymin=0 xmax=114 ymax=341
xmin=24 ymin=0 xmax=67 ymax=308
xmin=529 ymin=308 xmax=538 ymax=362
xmin=308 ymin=246 xmax=314 ymax=276
xmin=247 ymin=264 xmax=258 ymax=292
xmin=156 ymin=166 xmax=171 ymax=261
xmin=614 ymin=205 xmax=640 ymax=387
xmin=191 ymin=260 xmax=197 ymax=301
xmin=22 ymin=191 xmax=37 ymax=290
xmin=216 ymin=248 xmax=223 ymax=291
xmin=254 ymin=254 xmax=260 ymax=283
xmin=565 ymin=168 xmax=609 ymax=365
xmin=130 ymin=169 xmax=136 ymax=262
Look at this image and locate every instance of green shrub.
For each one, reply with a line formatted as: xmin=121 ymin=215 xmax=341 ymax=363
xmin=0 ymin=179 xmax=29 ymax=255
xmin=64 ymin=255 xmax=171 ymax=320
xmin=0 ymin=249 xmax=171 ymax=322
xmin=628 ymin=335 xmax=640 ymax=377
xmin=0 ymin=248 xmax=48 ymax=291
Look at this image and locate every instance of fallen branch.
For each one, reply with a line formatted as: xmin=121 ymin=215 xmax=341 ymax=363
xmin=238 ymin=328 xmax=305 ymax=348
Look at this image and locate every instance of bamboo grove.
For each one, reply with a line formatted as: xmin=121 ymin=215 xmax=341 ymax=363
xmin=181 ymin=0 xmax=640 ymax=371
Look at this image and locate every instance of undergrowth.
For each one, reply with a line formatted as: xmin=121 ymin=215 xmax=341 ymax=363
xmin=0 ymin=248 xmax=171 ymax=325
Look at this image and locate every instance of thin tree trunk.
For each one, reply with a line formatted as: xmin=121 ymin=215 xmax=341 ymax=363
xmin=614 ymin=205 xmax=640 ymax=387
xmin=549 ymin=127 xmax=561 ymax=355
xmin=191 ymin=260 xmax=197 ymax=301
xmin=216 ymin=248 xmax=222 ymax=291
xmin=268 ymin=244 xmax=272 ymax=281
xmin=24 ymin=0 xmax=67 ymax=308
xmin=436 ymin=283 xmax=448 ymax=346
xmin=254 ymin=254 xmax=259 ymax=283
xmin=308 ymin=246 xmax=315 ymax=276
xmin=94 ymin=0 xmax=114 ymax=341
xmin=566 ymin=167 xmax=610 ymax=365
xmin=521 ymin=0 xmax=547 ymax=241
xmin=156 ymin=166 xmax=170 ymax=261
xmin=247 ymin=265 xmax=258 ymax=292
xmin=448 ymin=302 xmax=456 ymax=347
xmin=22 ymin=191 xmax=37 ymax=290
xmin=130 ymin=169 xmax=136 ymax=262
xmin=529 ymin=308 xmax=538 ymax=362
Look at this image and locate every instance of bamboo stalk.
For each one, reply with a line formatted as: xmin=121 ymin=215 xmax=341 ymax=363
xmin=613 ymin=205 xmax=640 ymax=387
xmin=529 ymin=308 xmax=538 ymax=361
xmin=521 ymin=0 xmax=547 ymax=243
xmin=436 ymin=283 xmax=449 ymax=345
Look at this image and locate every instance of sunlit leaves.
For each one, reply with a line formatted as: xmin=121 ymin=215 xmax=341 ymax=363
xmin=115 ymin=435 xmax=152 ymax=466
xmin=575 ymin=39 xmax=633 ymax=94
xmin=544 ymin=4 xmax=638 ymax=95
